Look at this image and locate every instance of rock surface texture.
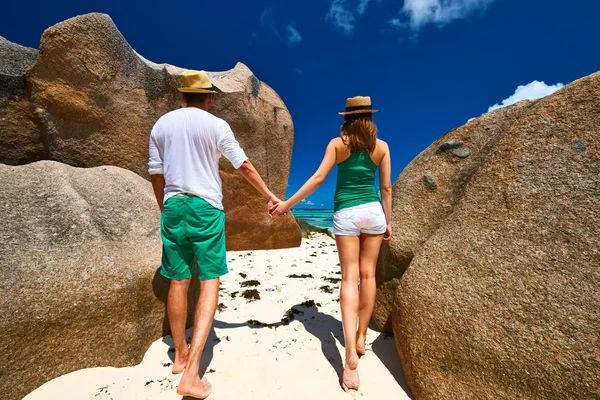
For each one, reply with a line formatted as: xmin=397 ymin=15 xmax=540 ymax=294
xmin=0 ymin=36 xmax=43 ymax=164
xmin=0 ymin=161 xmax=200 ymax=400
xmin=0 ymin=13 xmax=301 ymax=250
xmin=377 ymin=72 xmax=600 ymax=398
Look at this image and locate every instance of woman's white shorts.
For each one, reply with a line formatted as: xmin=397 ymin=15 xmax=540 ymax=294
xmin=333 ymin=202 xmax=386 ymax=236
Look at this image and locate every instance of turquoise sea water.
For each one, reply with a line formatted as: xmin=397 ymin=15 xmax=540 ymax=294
xmin=292 ymin=209 xmax=334 ymax=230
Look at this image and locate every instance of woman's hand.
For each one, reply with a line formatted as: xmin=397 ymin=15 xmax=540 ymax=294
xmin=383 ymin=223 xmax=392 ymax=242
xmin=270 ymin=201 xmax=291 ymax=217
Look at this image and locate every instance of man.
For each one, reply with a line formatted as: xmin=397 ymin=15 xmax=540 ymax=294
xmin=148 ymin=70 xmax=280 ymax=398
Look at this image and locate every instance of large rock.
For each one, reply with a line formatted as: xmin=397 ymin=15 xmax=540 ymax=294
xmin=209 ymin=64 xmax=301 ymax=250
xmin=385 ymin=72 xmax=600 ymax=398
xmin=0 ymin=161 xmax=199 ymax=400
xmin=1 ymin=13 xmax=301 ymax=250
xmin=0 ymin=36 xmax=44 ymax=164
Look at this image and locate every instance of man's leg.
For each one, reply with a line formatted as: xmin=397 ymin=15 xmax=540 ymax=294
xmin=176 ymin=278 xmax=219 ymax=398
xmin=168 ymin=277 xmax=191 ymax=374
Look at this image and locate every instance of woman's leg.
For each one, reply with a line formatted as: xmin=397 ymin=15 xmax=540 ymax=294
xmin=336 ymin=234 xmax=361 ymax=391
xmin=357 ymin=233 xmax=384 ymax=354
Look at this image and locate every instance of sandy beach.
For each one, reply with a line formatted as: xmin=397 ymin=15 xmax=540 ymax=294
xmin=24 ymin=233 xmax=412 ymax=400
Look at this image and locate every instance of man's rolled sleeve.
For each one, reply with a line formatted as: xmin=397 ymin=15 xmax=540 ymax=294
xmin=148 ymin=131 xmax=164 ymax=175
xmin=218 ymin=122 xmax=248 ymax=169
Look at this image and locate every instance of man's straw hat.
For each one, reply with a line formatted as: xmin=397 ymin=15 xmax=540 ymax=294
xmin=339 ymin=96 xmax=379 ymax=115
xmin=178 ymin=70 xmax=217 ymax=94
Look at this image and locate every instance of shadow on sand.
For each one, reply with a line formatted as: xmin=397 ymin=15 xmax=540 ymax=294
xmin=371 ymin=330 xmax=414 ymax=398
xmin=160 ymin=300 xmax=413 ymax=398
xmin=161 ymin=319 xmax=262 ymax=376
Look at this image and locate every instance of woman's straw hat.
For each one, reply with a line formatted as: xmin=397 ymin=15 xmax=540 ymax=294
xmin=339 ymin=96 xmax=379 ymax=115
xmin=178 ymin=70 xmax=217 ymax=94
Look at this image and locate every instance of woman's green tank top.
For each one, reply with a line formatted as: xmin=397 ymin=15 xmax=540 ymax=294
xmin=334 ymin=150 xmax=380 ymax=212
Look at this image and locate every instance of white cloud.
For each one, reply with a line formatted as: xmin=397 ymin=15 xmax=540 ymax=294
xmin=488 ymin=81 xmax=565 ymax=112
xmin=391 ymin=0 xmax=496 ymax=32
xmin=260 ymin=7 xmax=281 ymax=39
xmin=301 ymin=199 xmax=315 ymax=206
xmin=260 ymin=8 xmax=303 ymax=46
xmin=326 ymin=0 xmax=357 ymax=35
xmin=286 ymin=24 xmax=303 ymax=44
xmin=357 ymin=0 xmax=371 ymax=15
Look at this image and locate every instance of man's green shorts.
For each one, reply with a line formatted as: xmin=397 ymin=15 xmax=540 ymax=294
xmin=160 ymin=194 xmax=228 ymax=281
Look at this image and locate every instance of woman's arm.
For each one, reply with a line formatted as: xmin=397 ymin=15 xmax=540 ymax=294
xmin=270 ymin=140 xmax=337 ymax=216
xmin=379 ymin=142 xmax=393 ymax=242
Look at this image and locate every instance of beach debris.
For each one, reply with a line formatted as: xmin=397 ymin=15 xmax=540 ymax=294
xmin=97 ymin=385 xmax=109 ymax=394
xmin=239 ymin=272 xmax=247 ymax=278
xmin=217 ymin=302 xmax=228 ymax=312
xmin=241 ymin=289 xmax=260 ymax=301
xmin=162 ymin=362 xmax=172 ymax=367
xmin=320 ymin=285 xmax=334 ymax=294
xmin=306 ymin=260 xmax=313 ymax=263
xmin=266 ymin=288 xmax=275 ymax=292
xmin=145 ymin=380 xmax=154 ymax=386
xmin=230 ymin=291 xmax=239 ymax=298
xmin=226 ymin=336 xmax=230 ymax=341
xmin=291 ymin=263 xmax=297 ymax=267
xmin=207 ymin=369 xmax=216 ymax=373
xmin=240 ymin=279 xmax=260 ymax=287
xmin=300 ymin=300 xmax=321 ymax=308
xmin=287 ymin=273 xmax=314 ymax=278
xmin=247 ymin=319 xmax=272 ymax=328
xmin=322 ymin=277 xmax=341 ymax=284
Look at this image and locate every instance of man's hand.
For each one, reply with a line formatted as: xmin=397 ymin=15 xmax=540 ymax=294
xmin=270 ymin=200 xmax=291 ymax=217
xmin=150 ymin=174 xmax=165 ymax=212
xmin=383 ymin=223 xmax=392 ymax=242
xmin=267 ymin=195 xmax=282 ymax=217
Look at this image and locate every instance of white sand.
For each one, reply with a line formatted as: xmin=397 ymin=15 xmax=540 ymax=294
xmin=25 ymin=234 xmax=412 ymax=400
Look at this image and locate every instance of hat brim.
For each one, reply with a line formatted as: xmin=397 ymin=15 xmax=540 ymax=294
xmin=338 ymin=109 xmax=379 ymax=115
xmin=178 ymin=88 xmax=218 ymax=94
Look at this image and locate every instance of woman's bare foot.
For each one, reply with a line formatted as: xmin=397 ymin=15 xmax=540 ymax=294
xmin=356 ymin=332 xmax=367 ymax=356
xmin=177 ymin=373 xmax=212 ymax=399
xmin=172 ymin=347 xmax=189 ymax=375
xmin=341 ymin=354 xmax=360 ymax=392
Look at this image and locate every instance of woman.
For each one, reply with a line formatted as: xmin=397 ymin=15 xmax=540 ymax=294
xmin=270 ymin=96 xmax=392 ymax=392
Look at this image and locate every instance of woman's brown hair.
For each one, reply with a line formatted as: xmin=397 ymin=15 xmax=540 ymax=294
xmin=340 ymin=113 xmax=378 ymax=153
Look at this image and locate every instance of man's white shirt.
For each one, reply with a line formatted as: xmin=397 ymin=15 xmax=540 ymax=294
xmin=148 ymin=107 xmax=248 ymax=210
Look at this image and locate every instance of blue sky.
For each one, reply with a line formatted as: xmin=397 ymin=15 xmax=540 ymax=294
xmin=2 ymin=0 xmax=599 ymax=208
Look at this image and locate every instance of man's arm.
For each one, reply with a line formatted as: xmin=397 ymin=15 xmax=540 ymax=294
xmin=151 ymin=174 xmax=166 ymax=212
xmin=148 ymin=127 xmax=165 ymax=212
xmin=218 ymin=123 xmax=280 ymax=211
xmin=237 ymin=160 xmax=280 ymax=209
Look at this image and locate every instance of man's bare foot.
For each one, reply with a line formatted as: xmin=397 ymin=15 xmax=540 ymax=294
xmin=341 ymin=354 xmax=360 ymax=392
xmin=177 ymin=373 xmax=212 ymax=399
xmin=356 ymin=333 xmax=367 ymax=356
xmin=172 ymin=347 xmax=189 ymax=375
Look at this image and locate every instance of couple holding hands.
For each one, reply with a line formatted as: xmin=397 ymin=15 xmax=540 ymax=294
xmin=148 ymin=70 xmax=392 ymax=398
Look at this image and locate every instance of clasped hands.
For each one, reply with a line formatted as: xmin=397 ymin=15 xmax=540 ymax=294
xmin=267 ymin=196 xmax=291 ymax=218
